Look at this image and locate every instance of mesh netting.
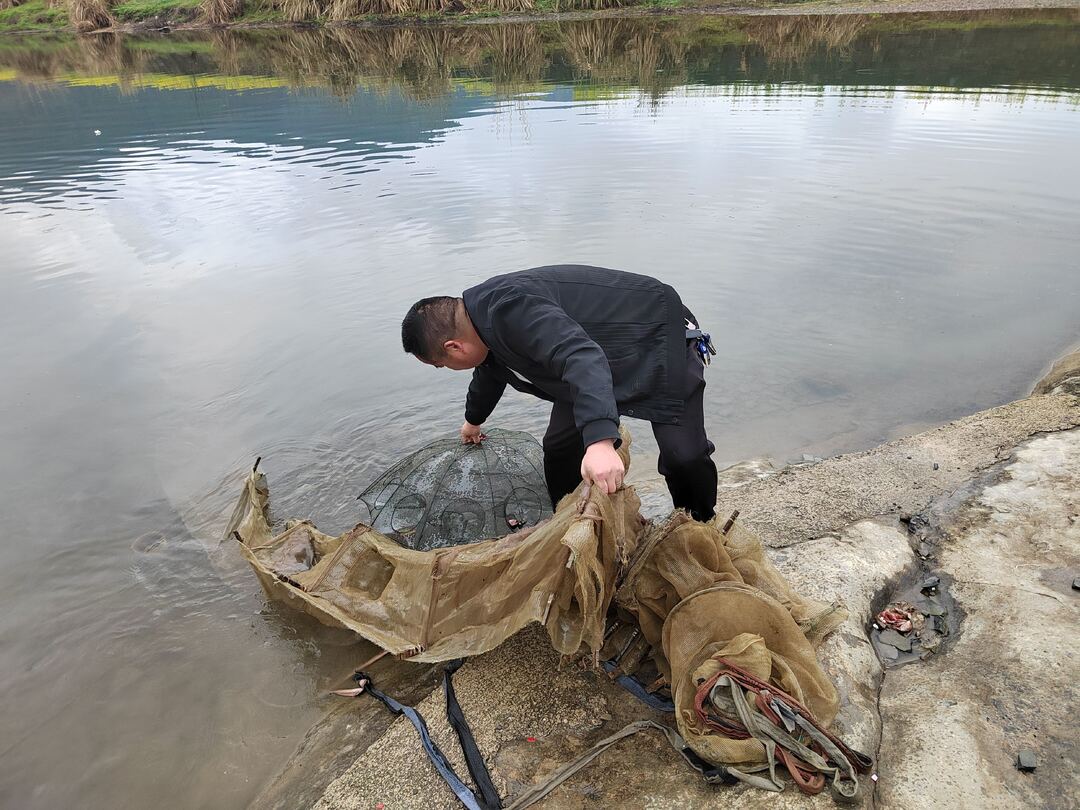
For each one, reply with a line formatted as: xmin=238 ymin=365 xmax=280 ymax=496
xmin=227 ymin=428 xmax=863 ymax=793
xmin=615 ymin=512 xmax=848 ymax=772
xmin=227 ymin=431 xmax=640 ymax=662
xmin=357 ymin=429 xmax=552 ymax=552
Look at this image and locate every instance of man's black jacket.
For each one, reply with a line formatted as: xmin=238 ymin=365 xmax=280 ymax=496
xmin=462 ymin=265 xmax=691 ymax=448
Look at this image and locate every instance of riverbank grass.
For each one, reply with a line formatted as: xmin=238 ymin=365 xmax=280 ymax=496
xmin=3 ymin=0 xmax=1080 ymax=36
xmin=0 ymin=0 xmax=701 ymax=33
xmin=0 ymin=0 xmax=68 ymax=32
xmin=114 ymin=0 xmax=199 ymax=20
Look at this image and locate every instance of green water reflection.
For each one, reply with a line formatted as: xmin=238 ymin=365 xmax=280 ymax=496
xmin=2 ymin=10 xmax=1079 ymax=100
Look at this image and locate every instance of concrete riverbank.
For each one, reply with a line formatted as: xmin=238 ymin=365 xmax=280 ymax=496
xmin=261 ymin=350 xmax=1079 ymax=809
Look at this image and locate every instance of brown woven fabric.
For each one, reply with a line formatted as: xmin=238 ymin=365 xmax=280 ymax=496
xmin=227 ymin=434 xmax=641 ymax=662
xmin=616 ymin=512 xmax=846 ymax=768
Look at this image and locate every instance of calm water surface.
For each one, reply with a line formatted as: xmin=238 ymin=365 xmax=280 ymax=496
xmin=1 ymin=12 xmax=1079 ymax=809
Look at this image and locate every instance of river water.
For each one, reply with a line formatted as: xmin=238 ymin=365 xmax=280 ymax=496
xmin=1 ymin=11 xmax=1078 ymax=809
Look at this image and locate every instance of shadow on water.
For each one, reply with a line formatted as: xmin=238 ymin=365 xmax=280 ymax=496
xmin=1 ymin=10 xmax=1079 ymax=100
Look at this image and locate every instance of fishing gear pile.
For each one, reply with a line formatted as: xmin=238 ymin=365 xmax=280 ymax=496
xmin=228 ymin=428 xmax=872 ymax=799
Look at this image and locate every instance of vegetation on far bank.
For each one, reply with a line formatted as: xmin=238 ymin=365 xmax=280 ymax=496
xmin=2 ymin=10 xmax=1078 ymax=102
xmin=0 ymin=0 xmax=1077 ymax=35
xmin=0 ymin=0 xmax=712 ymax=34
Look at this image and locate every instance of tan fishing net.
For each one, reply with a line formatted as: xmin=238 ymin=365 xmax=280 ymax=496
xmin=228 ymin=429 xmax=864 ymax=795
xmin=227 ymin=435 xmax=641 ymax=662
xmin=614 ymin=512 xmax=847 ymax=770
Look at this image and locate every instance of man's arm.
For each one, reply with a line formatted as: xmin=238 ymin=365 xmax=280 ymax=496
xmin=463 ymin=363 xmax=507 ymax=441
xmin=491 ymin=294 xmax=625 ymax=492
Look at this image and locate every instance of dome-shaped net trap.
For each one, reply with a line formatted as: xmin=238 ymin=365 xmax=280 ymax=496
xmin=357 ymin=429 xmax=552 ymax=551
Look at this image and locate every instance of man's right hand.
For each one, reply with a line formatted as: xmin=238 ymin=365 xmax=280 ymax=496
xmin=461 ymin=421 xmax=486 ymax=444
xmin=581 ymin=439 xmax=625 ymax=494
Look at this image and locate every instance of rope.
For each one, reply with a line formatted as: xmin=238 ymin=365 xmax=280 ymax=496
xmin=504 ymin=720 xmax=732 ymax=810
xmin=693 ymin=658 xmax=872 ymax=798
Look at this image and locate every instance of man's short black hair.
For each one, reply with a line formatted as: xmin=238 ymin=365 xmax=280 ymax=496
xmin=402 ymin=296 xmax=459 ymax=361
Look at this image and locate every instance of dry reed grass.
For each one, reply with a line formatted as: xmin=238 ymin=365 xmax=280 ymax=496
xmin=201 ymin=0 xmax=242 ymax=25
xmin=326 ymin=0 xmax=412 ymax=21
xmin=204 ymin=0 xmax=624 ymax=23
xmin=277 ymin=0 xmax=320 ymax=21
xmin=744 ymin=14 xmax=869 ymax=62
xmin=479 ymin=0 xmax=533 ymax=11
xmin=67 ymin=0 xmax=115 ymax=30
xmin=549 ymin=0 xmax=620 ymax=11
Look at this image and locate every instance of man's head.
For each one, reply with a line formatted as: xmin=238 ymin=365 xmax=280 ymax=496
xmin=401 ymin=296 xmax=488 ymax=370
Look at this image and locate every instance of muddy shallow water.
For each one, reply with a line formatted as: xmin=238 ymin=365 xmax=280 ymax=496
xmin=1 ymin=11 xmax=1079 ymax=809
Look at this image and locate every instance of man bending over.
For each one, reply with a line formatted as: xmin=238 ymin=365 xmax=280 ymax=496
xmin=401 ymin=264 xmax=717 ymax=521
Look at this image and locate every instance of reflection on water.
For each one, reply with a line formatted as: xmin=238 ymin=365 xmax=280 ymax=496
xmin=1 ymin=11 xmax=1079 ymax=810
xmin=3 ymin=11 xmax=1080 ymax=99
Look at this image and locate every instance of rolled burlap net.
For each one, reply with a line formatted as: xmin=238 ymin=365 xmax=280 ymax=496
xmin=617 ymin=513 xmax=846 ymax=767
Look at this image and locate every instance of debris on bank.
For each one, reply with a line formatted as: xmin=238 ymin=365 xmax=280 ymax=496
xmin=870 ymin=573 xmax=956 ymax=667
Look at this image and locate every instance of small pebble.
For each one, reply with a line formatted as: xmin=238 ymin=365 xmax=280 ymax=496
xmin=1072 ymin=577 xmax=1080 ymax=591
xmin=1016 ymin=750 xmax=1037 ymax=772
xmin=878 ymin=629 xmax=912 ymax=652
xmin=920 ymin=596 xmax=947 ymax=617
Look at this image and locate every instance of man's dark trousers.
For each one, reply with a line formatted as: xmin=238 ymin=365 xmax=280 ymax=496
xmin=543 ymin=342 xmax=717 ymax=521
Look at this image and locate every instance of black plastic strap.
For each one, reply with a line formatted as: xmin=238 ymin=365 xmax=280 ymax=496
xmin=675 ymin=740 xmax=738 ymax=785
xmin=444 ymin=659 xmax=502 ymax=809
xmin=353 ymin=671 xmax=487 ymax=810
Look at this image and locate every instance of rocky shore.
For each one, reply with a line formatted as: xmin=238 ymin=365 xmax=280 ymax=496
xmin=259 ymin=349 xmax=1079 ymax=809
